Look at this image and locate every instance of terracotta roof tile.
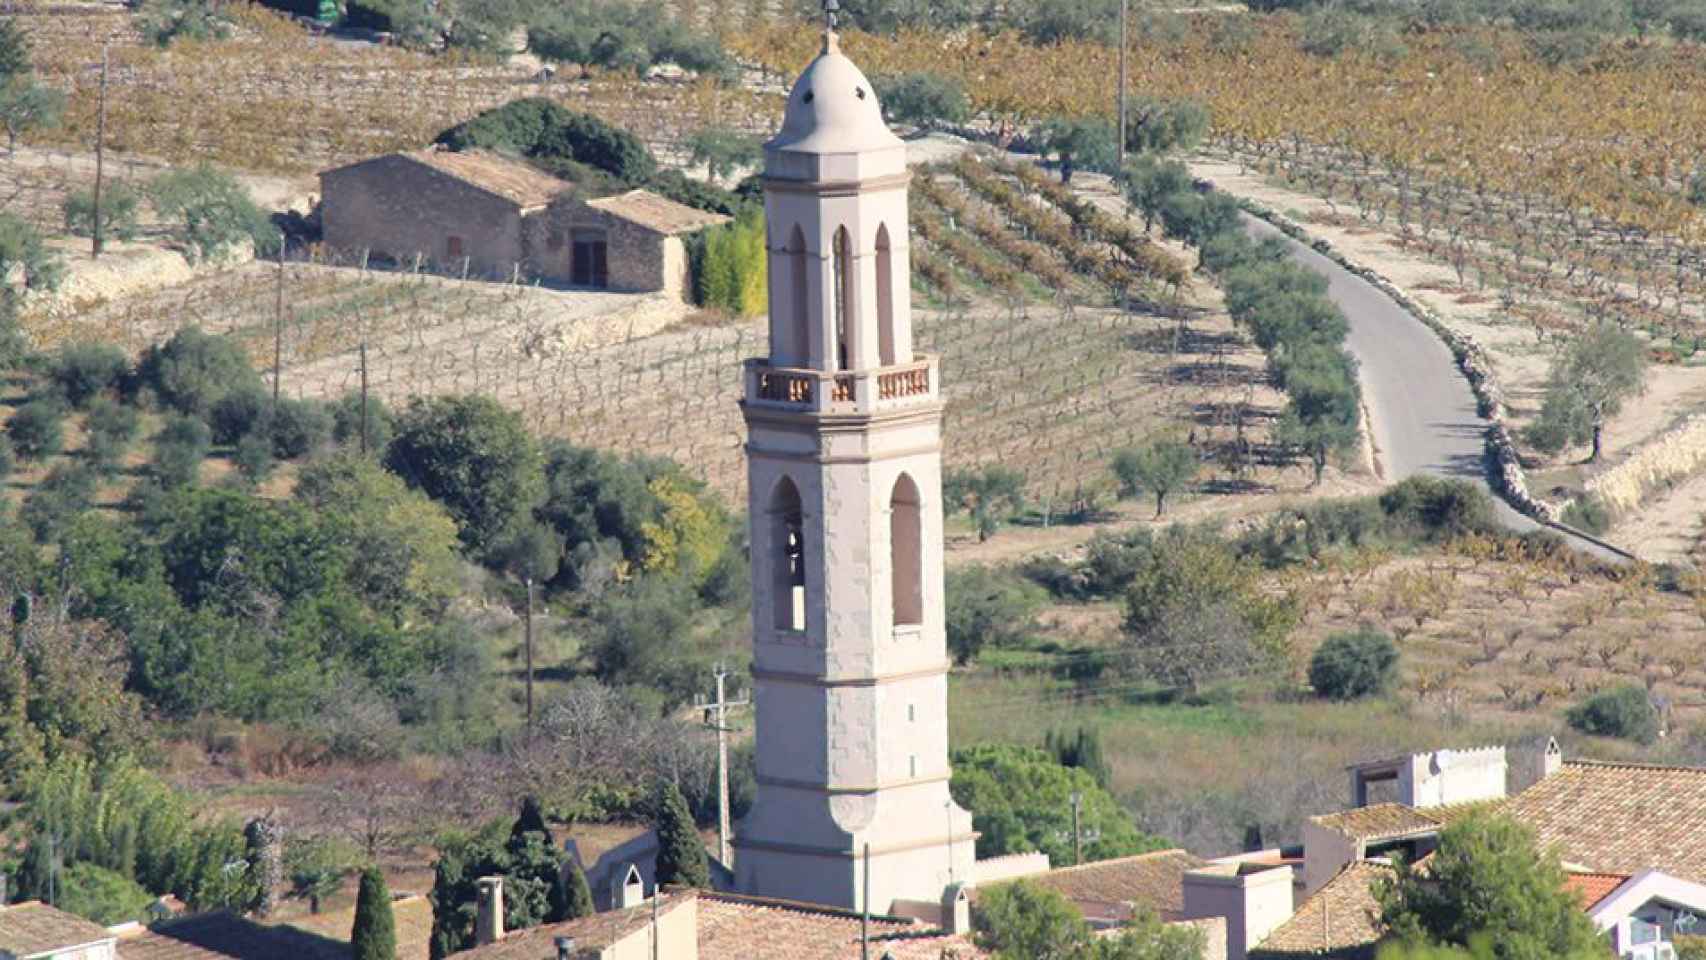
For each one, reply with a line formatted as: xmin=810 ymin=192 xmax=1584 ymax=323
xmin=1309 ymin=804 xmax=1441 ymax=842
xmin=696 ymin=893 xmax=985 ymax=960
xmin=1016 ymin=849 xmax=1207 ymax=921
xmin=456 ymin=892 xmax=694 ymax=960
xmin=583 ymin=190 xmax=730 ymax=235
xmin=1505 ymin=760 xmax=1706 ymax=883
xmin=0 ymin=902 xmax=116 ymax=958
xmin=408 ymin=149 xmax=570 ymax=209
xmin=119 ymin=913 xmax=348 ymax=960
xmin=1562 ymin=872 xmax=1630 ymax=910
xmin=1252 ymin=861 xmax=1389 ymax=959
xmin=281 ymin=895 xmax=433 ymax=960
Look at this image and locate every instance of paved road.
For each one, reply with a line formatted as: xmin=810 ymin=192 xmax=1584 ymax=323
xmin=1243 ymin=216 xmax=1628 ymax=561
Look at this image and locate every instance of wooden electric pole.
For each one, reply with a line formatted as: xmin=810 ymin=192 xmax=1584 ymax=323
xmin=358 ymin=339 xmax=370 ymax=455
xmin=1071 ymin=790 xmax=1084 ymax=866
xmin=524 ymin=575 xmax=535 ymax=740
xmin=92 ymin=45 xmax=108 ymax=259
xmin=273 ymin=235 xmax=285 ymax=409
xmin=1117 ymin=0 xmax=1129 ymax=172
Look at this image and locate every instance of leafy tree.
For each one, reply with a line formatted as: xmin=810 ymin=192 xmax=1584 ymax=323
xmin=1309 ymin=628 xmax=1398 ymax=700
xmin=1524 ymin=322 xmax=1648 ymax=462
xmin=295 ymin=453 xmax=463 ymax=623
xmin=791 ymin=0 xmax=990 ymax=34
xmin=1375 ymin=814 xmax=1608 ymax=959
xmin=944 ymin=465 xmax=1026 ymax=541
xmin=1122 ymin=155 xmax=1193 ymax=233
xmin=62 ymin=184 xmax=142 ymax=243
xmin=351 ymin=867 xmax=397 ymax=960
xmin=56 ymin=862 xmax=153 ymax=925
xmin=148 ymin=165 xmax=279 ymax=263
xmin=51 ymin=343 xmax=130 ymax=409
xmin=584 ymin=575 xmax=697 ymax=695
xmin=685 ymin=127 xmax=760 ymax=187
xmin=1044 ymin=727 xmax=1112 ymax=790
xmin=1275 ymin=375 xmax=1362 ymax=487
xmin=652 ymin=779 xmax=709 ymax=888
xmin=4 ymin=615 xmax=146 ymax=768
xmin=1122 ymin=537 xmax=1297 ymax=694
xmin=0 ymin=21 xmax=63 ymax=158
xmin=1566 ymin=683 xmax=1658 ymax=745
xmin=134 ymin=327 xmax=265 ymax=418
xmin=1111 ymin=440 xmax=1198 ymax=517
xmin=975 ymin=881 xmax=1089 ymax=960
xmin=151 ymin=415 xmax=211 ymax=490
xmin=137 ymin=0 xmax=235 ymax=46
xmin=1158 ymin=190 xmax=1243 ymax=258
xmin=528 ymin=2 xmax=731 ymax=79
xmin=385 ymin=395 xmax=544 ymax=560
xmin=331 ymin=391 xmax=395 ymax=454
xmin=0 ymin=436 xmax=14 ymax=488
xmin=0 ymin=213 xmax=63 ymax=367
xmin=944 ymin=565 xmax=1045 ymax=664
xmin=950 ymin=744 xmax=1164 ymax=864
xmin=873 ymin=72 xmax=971 ymax=131
xmin=209 ymin=385 xmax=271 ymax=445
xmin=1011 ymin=0 xmax=1120 ymax=44
xmin=1033 ymin=117 xmax=1118 ymax=184
xmin=429 ymin=802 xmax=571 ymax=959
xmin=232 ymin=432 xmax=276 ymax=486
xmin=7 ymin=398 xmax=64 ymax=461
xmin=21 ymin=463 xmax=96 ymax=543
xmin=267 ymin=397 xmax=333 ymax=460
xmin=1124 ymin=97 xmax=1210 ymax=157
xmin=437 ymin=99 xmax=657 ymax=185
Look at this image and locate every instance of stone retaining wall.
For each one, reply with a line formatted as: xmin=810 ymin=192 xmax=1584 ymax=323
xmin=1207 ymin=185 xmax=1561 ymax=522
xmin=1585 ymin=414 xmax=1706 ymax=514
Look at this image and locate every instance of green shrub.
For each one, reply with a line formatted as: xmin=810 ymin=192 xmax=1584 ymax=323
xmin=268 ymin=397 xmax=332 ymax=460
xmin=20 ymin=462 xmax=96 ymax=542
xmin=1566 ymin=684 xmax=1658 ymax=744
xmin=137 ymin=0 xmax=234 ymax=46
xmin=944 ymin=565 xmax=1045 ymax=664
xmin=62 ymin=184 xmax=142 ymax=243
xmin=151 ymin=415 xmax=211 ymax=489
xmin=232 ymin=432 xmax=275 ymax=485
xmin=331 ymin=392 xmax=393 ymax=454
xmin=951 ymin=743 xmax=1164 ymax=864
xmin=148 ymin=165 xmax=279 ymax=263
xmin=944 ymin=465 xmax=1027 ymax=541
xmin=1376 ymin=476 xmax=1498 ymax=542
xmin=85 ymin=397 xmax=141 ymax=474
xmin=436 ymin=99 xmax=657 ymax=185
xmin=873 ymin=72 xmax=970 ymax=131
xmin=0 ymin=435 xmax=13 ymax=485
xmin=210 ymin=385 xmax=271 ymax=446
xmin=692 ymin=209 xmax=766 ymax=315
xmin=685 ymin=126 xmax=760 ymax=186
xmin=56 ymin=863 xmax=152 ymax=925
xmin=1561 ymin=494 xmax=1612 ymax=536
xmin=528 ymin=2 xmax=732 ymax=79
xmin=7 ymin=399 xmax=65 ymax=460
xmin=134 ymin=328 xmax=265 ymax=418
xmin=1309 ymin=628 xmax=1399 ymax=700
xmin=51 ymin=343 xmax=130 ymax=408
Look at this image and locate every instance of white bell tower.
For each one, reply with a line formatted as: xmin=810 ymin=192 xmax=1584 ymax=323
xmin=733 ymin=12 xmax=976 ymax=915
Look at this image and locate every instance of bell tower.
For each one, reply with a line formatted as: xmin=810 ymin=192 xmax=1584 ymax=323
xmin=733 ymin=13 xmax=976 ymax=914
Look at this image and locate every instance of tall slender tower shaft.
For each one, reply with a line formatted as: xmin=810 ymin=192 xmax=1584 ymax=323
xmin=733 ymin=28 xmax=975 ymax=914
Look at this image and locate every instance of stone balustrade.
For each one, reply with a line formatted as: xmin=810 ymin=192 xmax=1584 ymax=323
xmin=745 ymin=356 xmax=939 ymax=415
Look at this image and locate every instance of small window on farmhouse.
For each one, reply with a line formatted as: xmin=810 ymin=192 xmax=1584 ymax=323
xmin=907 ymin=704 xmax=915 ymax=723
xmin=446 ymin=236 xmax=464 ymax=259
xmin=909 ymin=755 xmax=917 ymax=778
xmin=572 ymin=230 xmax=609 ymax=289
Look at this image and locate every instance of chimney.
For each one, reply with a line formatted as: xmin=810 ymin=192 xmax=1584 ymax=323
xmin=476 ymin=877 xmax=506 ymax=945
xmin=1507 ymin=736 xmax=1562 ymax=796
xmin=1182 ymin=864 xmax=1295 ymax=960
xmin=614 ymin=864 xmax=645 ymax=910
xmin=553 ymin=936 xmax=576 ymax=960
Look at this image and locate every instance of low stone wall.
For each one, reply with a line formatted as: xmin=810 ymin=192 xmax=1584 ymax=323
xmin=1585 ymin=414 xmax=1706 ymax=514
xmin=1206 ymin=185 xmax=1561 ymax=522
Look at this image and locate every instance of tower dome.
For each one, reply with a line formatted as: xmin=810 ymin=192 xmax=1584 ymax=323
xmin=765 ymin=34 xmax=907 ymax=182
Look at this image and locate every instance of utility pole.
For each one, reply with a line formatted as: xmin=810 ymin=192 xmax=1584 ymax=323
xmin=860 ymin=843 xmax=871 ymax=960
xmin=358 ymin=339 xmax=370 ymax=455
xmin=705 ymin=664 xmax=749 ymax=868
xmin=273 ymin=234 xmax=285 ymax=409
xmin=92 ymin=45 xmax=108 ymax=259
xmin=1117 ymin=0 xmax=1129 ymax=173
xmin=1071 ymin=791 xmax=1084 ymax=866
xmin=524 ymin=575 xmax=535 ymax=741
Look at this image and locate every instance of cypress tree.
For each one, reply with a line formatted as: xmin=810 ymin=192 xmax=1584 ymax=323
xmin=553 ymin=860 xmax=594 ymax=920
xmin=651 ymin=780 xmax=709 ymax=889
xmin=511 ymin=796 xmax=549 ymax=842
xmin=351 ymin=867 xmax=396 ymax=960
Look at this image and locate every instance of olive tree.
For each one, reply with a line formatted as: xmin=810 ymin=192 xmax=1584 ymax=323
xmin=1525 ymin=323 xmax=1648 ymax=462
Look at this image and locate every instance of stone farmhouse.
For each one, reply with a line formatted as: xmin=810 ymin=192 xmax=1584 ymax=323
xmin=317 ymin=147 xmax=728 ymax=298
xmin=0 ymin=902 xmax=118 ymax=960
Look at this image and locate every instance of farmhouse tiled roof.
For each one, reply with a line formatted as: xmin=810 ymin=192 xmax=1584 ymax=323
xmin=1017 ymin=849 xmax=1207 ymax=921
xmin=455 ymin=891 xmax=695 ymax=960
xmin=407 ymin=149 xmax=571 ymax=209
xmin=281 ymin=894 xmax=433 ymax=960
xmin=1250 ymin=861 xmax=1388 ymax=960
xmin=0 ymin=902 xmax=115 ymax=958
xmin=696 ymin=892 xmax=986 ymax=960
xmin=1504 ymin=759 xmax=1706 ymax=883
xmin=118 ymin=913 xmax=347 ymax=960
xmin=1562 ymin=872 xmax=1630 ymax=910
xmin=584 ymin=190 xmax=731 ymax=235
xmin=1309 ymin=804 xmax=1441 ymax=842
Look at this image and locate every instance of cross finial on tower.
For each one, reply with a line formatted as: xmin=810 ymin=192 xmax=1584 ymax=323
xmin=822 ymin=0 xmax=841 ymax=52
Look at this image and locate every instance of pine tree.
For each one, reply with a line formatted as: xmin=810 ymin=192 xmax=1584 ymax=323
xmin=351 ymin=867 xmax=397 ymax=960
xmin=553 ymin=860 xmax=593 ymax=920
xmin=651 ymin=780 xmax=709 ymax=889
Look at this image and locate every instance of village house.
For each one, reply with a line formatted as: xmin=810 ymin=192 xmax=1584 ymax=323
xmin=0 ymin=901 xmax=119 ymax=960
xmin=113 ymin=895 xmax=433 ymax=960
xmin=317 ymin=147 xmax=727 ymax=298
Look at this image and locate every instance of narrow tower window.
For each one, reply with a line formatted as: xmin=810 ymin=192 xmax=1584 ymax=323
xmin=771 ymin=477 xmax=807 ymax=631
xmin=875 ymin=224 xmax=896 ymax=367
xmin=787 ymin=225 xmax=809 ymax=364
xmin=890 ymin=474 xmax=923 ymax=628
xmin=832 ymin=226 xmax=852 ymax=370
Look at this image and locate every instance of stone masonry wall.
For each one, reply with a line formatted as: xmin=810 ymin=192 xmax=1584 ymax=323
xmin=1585 ymin=413 xmax=1706 ymax=514
xmin=321 ymin=156 xmax=525 ymax=278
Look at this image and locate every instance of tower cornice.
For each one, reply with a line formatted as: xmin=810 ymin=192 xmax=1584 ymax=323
xmin=762 ymin=171 xmax=913 ymax=197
